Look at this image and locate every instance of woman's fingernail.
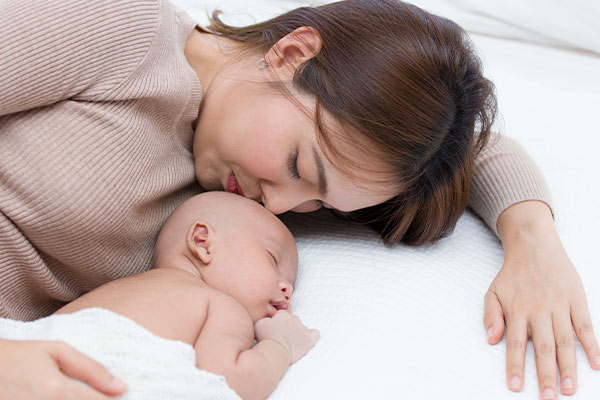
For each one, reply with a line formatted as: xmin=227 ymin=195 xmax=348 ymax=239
xmin=563 ymin=378 xmax=574 ymax=391
xmin=487 ymin=327 xmax=493 ymax=340
xmin=593 ymin=355 xmax=600 ymax=367
xmin=542 ymin=388 xmax=555 ymax=399
xmin=509 ymin=376 xmax=521 ymax=390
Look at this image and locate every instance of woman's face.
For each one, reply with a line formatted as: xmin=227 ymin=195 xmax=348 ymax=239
xmin=193 ymin=69 xmax=396 ymax=215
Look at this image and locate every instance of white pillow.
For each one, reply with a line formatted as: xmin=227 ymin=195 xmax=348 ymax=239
xmin=173 ymin=0 xmax=600 ymax=55
xmin=171 ymin=0 xmax=317 ymax=26
xmin=406 ymin=0 xmax=600 ymax=54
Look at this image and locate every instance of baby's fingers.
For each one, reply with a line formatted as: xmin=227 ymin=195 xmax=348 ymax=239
xmin=571 ymin=300 xmax=600 ymax=370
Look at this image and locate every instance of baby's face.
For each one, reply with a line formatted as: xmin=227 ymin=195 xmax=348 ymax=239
xmin=211 ymin=202 xmax=298 ymax=323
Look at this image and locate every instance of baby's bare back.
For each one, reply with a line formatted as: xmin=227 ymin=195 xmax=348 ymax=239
xmin=55 ymin=268 xmax=215 ymax=346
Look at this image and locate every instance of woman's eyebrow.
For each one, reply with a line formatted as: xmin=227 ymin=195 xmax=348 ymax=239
xmin=312 ymin=145 xmax=328 ymax=197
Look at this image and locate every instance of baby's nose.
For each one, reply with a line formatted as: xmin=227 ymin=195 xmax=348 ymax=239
xmin=280 ymin=281 xmax=293 ymax=301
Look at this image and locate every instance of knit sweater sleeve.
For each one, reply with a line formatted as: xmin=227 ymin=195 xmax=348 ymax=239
xmin=0 ymin=0 xmax=159 ymax=116
xmin=468 ymin=133 xmax=553 ymax=237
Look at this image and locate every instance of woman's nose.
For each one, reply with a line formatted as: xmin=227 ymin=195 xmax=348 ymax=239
xmin=261 ymin=182 xmax=309 ymax=215
xmin=262 ymin=197 xmax=289 ymax=215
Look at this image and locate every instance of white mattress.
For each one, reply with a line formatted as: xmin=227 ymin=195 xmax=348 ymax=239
xmin=174 ymin=1 xmax=600 ymax=398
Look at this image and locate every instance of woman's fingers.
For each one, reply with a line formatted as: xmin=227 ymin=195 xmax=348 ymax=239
xmin=570 ymin=298 xmax=600 ymax=370
xmin=34 ymin=376 xmax=116 ymax=400
xmin=505 ymin=316 xmax=528 ymax=392
xmin=50 ymin=341 xmax=127 ymax=396
xmin=531 ymin=317 xmax=558 ymax=400
xmin=60 ymin=379 xmax=120 ymax=400
xmin=0 ymin=339 xmax=124 ymax=400
xmin=484 ymin=288 xmax=505 ymax=344
xmin=553 ymin=311 xmax=577 ymax=395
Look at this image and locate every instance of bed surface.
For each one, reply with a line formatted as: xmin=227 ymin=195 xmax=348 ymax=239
xmin=174 ymin=1 xmax=600 ymax=398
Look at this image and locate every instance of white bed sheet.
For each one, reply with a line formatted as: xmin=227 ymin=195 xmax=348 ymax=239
xmin=173 ymin=1 xmax=600 ymax=398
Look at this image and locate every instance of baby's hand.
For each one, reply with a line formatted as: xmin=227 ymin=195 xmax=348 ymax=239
xmin=255 ymin=310 xmax=320 ymax=364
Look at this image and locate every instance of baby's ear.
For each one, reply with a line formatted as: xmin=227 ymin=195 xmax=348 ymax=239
xmin=186 ymin=221 xmax=214 ymax=265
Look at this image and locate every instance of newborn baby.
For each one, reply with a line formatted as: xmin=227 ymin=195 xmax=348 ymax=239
xmin=52 ymin=192 xmax=319 ymax=400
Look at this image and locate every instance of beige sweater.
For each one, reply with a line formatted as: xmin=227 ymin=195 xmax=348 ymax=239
xmin=0 ymin=0 xmax=550 ymax=321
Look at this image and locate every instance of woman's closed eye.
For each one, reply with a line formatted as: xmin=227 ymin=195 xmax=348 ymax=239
xmin=287 ymin=150 xmax=325 ymax=211
xmin=288 ymin=150 xmax=301 ymax=180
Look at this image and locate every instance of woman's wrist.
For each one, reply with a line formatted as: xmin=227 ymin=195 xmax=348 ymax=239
xmin=497 ymin=200 xmax=554 ymax=242
xmin=497 ymin=200 xmax=562 ymax=262
xmin=496 ymin=200 xmax=568 ymax=269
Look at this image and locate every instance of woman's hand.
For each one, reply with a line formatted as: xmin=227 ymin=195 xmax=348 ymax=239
xmin=0 ymin=338 xmax=127 ymax=399
xmin=483 ymin=201 xmax=600 ymax=400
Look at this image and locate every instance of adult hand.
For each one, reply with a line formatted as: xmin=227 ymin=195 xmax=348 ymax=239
xmin=483 ymin=201 xmax=600 ymax=400
xmin=255 ymin=310 xmax=320 ymax=365
xmin=0 ymin=338 xmax=127 ymax=399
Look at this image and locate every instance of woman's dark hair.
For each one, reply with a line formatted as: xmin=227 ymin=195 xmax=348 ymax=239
xmin=207 ymin=0 xmax=497 ymax=245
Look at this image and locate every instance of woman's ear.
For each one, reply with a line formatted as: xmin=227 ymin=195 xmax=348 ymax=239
xmin=186 ymin=221 xmax=215 ymax=265
xmin=265 ymin=26 xmax=322 ymax=70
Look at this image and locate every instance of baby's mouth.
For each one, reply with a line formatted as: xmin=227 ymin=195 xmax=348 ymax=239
xmin=270 ymin=301 xmax=289 ymax=311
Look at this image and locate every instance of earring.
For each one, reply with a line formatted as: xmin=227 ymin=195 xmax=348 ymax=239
xmin=258 ymin=58 xmax=269 ymax=69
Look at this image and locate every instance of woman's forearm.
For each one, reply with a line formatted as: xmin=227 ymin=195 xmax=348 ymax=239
xmin=469 ymin=133 xmax=552 ymax=236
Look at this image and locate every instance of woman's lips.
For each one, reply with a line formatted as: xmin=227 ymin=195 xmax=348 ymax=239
xmin=225 ymin=172 xmax=244 ymax=196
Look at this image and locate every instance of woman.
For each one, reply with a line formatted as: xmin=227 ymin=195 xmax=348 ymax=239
xmin=0 ymin=0 xmax=596 ymax=399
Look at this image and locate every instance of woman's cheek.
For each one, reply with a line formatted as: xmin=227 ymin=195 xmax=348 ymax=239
xmin=244 ymin=138 xmax=286 ymax=178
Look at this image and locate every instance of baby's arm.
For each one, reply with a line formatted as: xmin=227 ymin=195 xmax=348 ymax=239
xmin=194 ymin=295 xmax=319 ymax=400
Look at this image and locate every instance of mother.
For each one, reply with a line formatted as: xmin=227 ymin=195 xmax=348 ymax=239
xmin=0 ymin=0 xmax=597 ymax=399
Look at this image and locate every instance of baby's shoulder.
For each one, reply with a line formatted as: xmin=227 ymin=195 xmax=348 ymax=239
xmin=148 ymin=269 xmax=252 ymax=327
xmin=205 ymin=288 xmax=247 ymax=313
xmin=204 ymin=289 xmax=253 ymax=330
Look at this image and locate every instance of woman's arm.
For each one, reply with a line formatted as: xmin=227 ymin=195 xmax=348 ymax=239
xmin=468 ymin=133 xmax=552 ymax=234
xmin=0 ymin=1 xmax=162 ymax=397
xmin=0 ymin=0 xmax=158 ymax=116
xmin=469 ymin=134 xmax=600 ymax=398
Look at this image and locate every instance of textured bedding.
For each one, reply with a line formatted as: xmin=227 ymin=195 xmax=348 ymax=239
xmin=172 ymin=0 xmax=600 ymax=398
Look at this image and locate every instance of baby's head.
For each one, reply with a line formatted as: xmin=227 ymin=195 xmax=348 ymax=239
xmin=153 ymin=192 xmax=298 ymax=322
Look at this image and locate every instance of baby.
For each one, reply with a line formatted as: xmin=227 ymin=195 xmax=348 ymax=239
xmin=54 ymin=192 xmax=320 ymax=400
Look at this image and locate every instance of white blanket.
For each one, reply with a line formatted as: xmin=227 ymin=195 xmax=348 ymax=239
xmin=0 ymin=308 xmax=241 ymax=400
